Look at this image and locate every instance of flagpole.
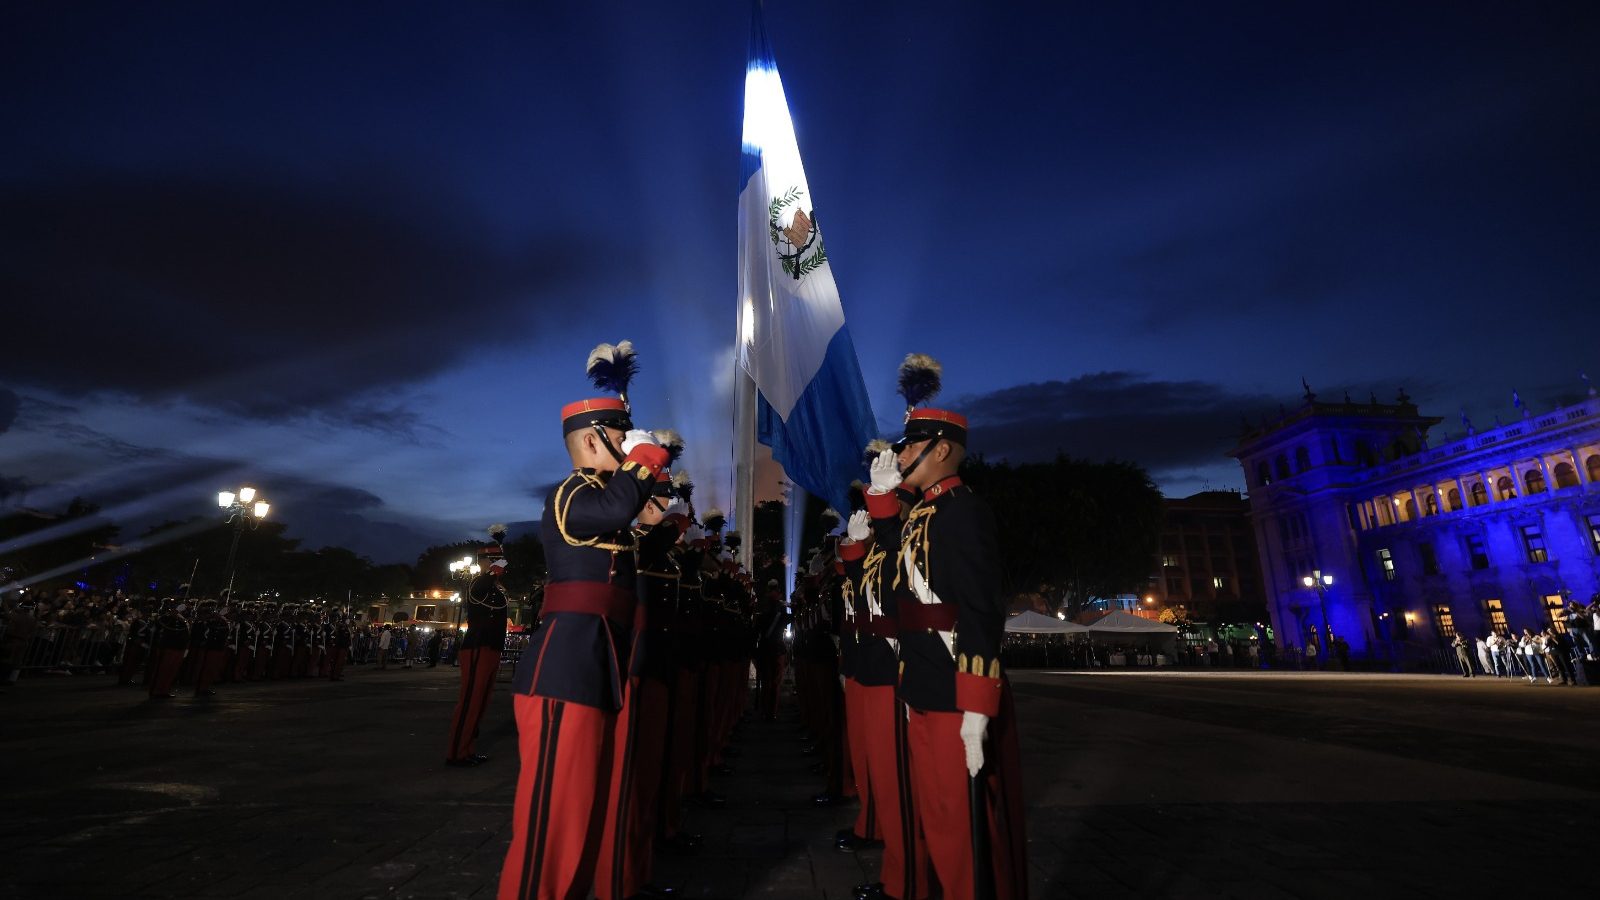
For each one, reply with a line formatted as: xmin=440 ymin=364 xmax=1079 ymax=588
xmin=733 ymin=365 xmax=757 ymax=575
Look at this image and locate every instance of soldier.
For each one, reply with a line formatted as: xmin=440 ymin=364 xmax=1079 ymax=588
xmin=235 ymin=603 xmax=259 ymax=682
xmin=859 ymin=354 xmax=1028 ymax=900
xmin=496 ymin=340 xmax=670 ymax=900
xmin=329 ymin=612 xmax=352 ymax=680
xmin=658 ymin=506 xmax=710 ymax=852
xmin=273 ymin=603 xmax=297 ymax=680
xmin=194 ymin=600 xmax=230 ymax=696
xmin=148 ymin=599 xmax=190 ymax=699
xmin=254 ymin=604 xmax=278 ymax=680
xmin=446 ymin=532 xmax=510 ymax=767
xmin=178 ymin=597 xmax=207 ymax=686
xmin=292 ymin=607 xmax=313 ymax=677
xmin=604 ymin=458 xmax=691 ymax=899
xmin=118 ymin=599 xmax=153 ymax=686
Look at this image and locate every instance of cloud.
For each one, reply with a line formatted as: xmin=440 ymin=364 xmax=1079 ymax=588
xmin=957 ymin=372 xmax=1278 ymax=473
xmin=0 ymin=171 xmax=615 ymax=423
xmin=0 ymin=388 xmax=17 ymax=434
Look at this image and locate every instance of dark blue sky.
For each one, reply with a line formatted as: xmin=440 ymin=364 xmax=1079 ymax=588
xmin=3 ymin=1 xmax=1597 ymax=563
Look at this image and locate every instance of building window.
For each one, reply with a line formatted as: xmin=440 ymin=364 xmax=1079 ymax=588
xmin=1162 ymin=554 xmax=1179 ymax=568
xmin=1212 ymin=575 xmax=1225 ymax=590
xmin=1447 ymin=488 xmax=1461 ymax=511
xmin=1434 ymin=604 xmax=1456 ymax=641
xmin=1483 ymin=598 xmax=1508 ymax=635
xmin=1588 ymin=514 xmax=1600 ymax=556
xmin=415 ymin=604 xmax=438 ymax=621
xmin=1588 ymin=454 xmax=1600 ymax=484
xmin=1552 ymin=462 xmax=1579 ymax=489
xmin=1497 ymin=476 xmax=1516 ymax=501
xmin=1523 ymin=468 xmax=1547 ymax=495
xmin=1403 ymin=498 xmax=1419 ymax=522
xmin=1295 ymin=446 xmax=1311 ymax=473
xmin=1257 ymin=461 xmax=1272 ymax=486
xmin=1418 ymin=542 xmax=1440 ymax=576
xmin=1470 ymin=482 xmax=1488 ymax=507
xmin=1543 ymin=595 xmax=1568 ymax=634
xmin=1377 ymin=548 xmax=1396 ymax=580
xmin=1465 ymin=533 xmax=1490 ymax=570
xmin=1423 ymin=493 xmax=1438 ymax=517
xmin=1275 ymin=454 xmax=1290 ymax=480
xmin=1520 ymin=524 xmax=1547 ymax=563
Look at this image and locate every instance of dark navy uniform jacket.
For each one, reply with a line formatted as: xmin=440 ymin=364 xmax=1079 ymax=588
xmin=511 ymin=446 xmax=668 ymax=710
xmin=463 ymin=572 xmax=509 ymax=651
xmin=867 ymin=475 xmax=1006 ymax=717
xmin=632 ymin=522 xmax=682 ymax=681
xmin=840 ymin=534 xmax=901 ymax=688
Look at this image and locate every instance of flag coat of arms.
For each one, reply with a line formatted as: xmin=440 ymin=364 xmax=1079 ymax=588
xmin=736 ymin=8 xmax=876 ymax=514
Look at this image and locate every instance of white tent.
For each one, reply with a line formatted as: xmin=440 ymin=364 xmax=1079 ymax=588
xmin=1005 ymin=611 xmax=1089 ymax=634
xmin=1083 ymin=610 xmax=1179 ymax=635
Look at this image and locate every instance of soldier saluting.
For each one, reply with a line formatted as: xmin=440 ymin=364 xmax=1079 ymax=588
xmin=861 ymin=354 xmax=1028 ymax=900
xmin=446 ymin=530 xmax=510 ymax=767
xmin=497 ymin=341 xmax=670 ymax=900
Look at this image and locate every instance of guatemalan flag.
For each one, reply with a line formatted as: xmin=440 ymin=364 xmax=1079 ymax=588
xmin=736 ymin=7 xmax=877 ymax=515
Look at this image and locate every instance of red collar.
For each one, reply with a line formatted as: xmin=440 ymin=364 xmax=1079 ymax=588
xmin=923 ymin=475 xmax=962 ymax=502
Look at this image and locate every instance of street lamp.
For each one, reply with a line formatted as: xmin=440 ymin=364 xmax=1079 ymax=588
xmin=447 ymin=555 xmax=480 ymax=657
xmin=1301 ymin=570 xmax=1334 ymax=665
xmin=217 ymin=485 xmax=271 ymax=602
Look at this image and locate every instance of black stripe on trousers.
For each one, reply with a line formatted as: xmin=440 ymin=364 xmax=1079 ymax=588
xmin=518 ymin=699 xmax=564 ymax=899
xmin=610 ymin=682 xmax=641 ymax=898
xmin=894 ymin=701 xmax=917 ymax=900
xmin=450 ymin=649 xmax=478 ymax=760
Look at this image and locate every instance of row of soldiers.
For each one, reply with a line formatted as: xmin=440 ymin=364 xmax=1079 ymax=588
xmin=492 ymin=341 xmax=1026 ymax=900
xmin=772 ymin=352 xmax=1030 ymax=900
xmin=118 ymin=599 xmax=357 ymax=698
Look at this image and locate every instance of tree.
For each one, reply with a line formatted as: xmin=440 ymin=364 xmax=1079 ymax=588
xmin=961 ymin=454 xmax=1163 ymax=618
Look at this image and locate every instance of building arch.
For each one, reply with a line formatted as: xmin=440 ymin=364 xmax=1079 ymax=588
xmin=1424 ymin=492 xmax=1438 ymax=516
xmin=1552 ymin=461 xmax=1579 ymax=489
xmin=1470 ymin=482 xmax=1488 ymax=506
xmin=1587 ymin=454 xmax=1600 ymax=484
xmin=1295 ymin=446 xmax=1311 ymax=473
xmin=1497 ymin=476 xmax=1516 ymax=501
xmin=1447 ymin=488 xmax=1461 ymax=511
xmin=1274 ymin=454 xmax=1290 ymax=480
xmin=1523 ymin=468 xmax=1546 ymax=495
xmin=1404 ymin=497 xmax=1420 ymax=521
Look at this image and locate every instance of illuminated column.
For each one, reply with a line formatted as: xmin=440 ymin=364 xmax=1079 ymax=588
xmin=1537 ymin=456 xmax=1554 ymax=493
xmin=1432 ymin=484 xmax=1446 ymax=516
xmin=1454 ymin=475 xmax=1468 ymax=509
xmin=1572 ymin=448 xmax=1590 ymax=485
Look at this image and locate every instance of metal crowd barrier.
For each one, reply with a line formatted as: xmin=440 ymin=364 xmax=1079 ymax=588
xmin=0 ymin=622 xmax=125 ymax=673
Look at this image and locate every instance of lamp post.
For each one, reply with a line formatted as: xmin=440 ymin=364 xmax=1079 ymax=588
xmin=447 ymin=555 xmax=479 ymax=663
xmin=1302 ymin=571 xmax=1334 ymax=666
xmin=217 ymin=486 xmax=270 ymax=602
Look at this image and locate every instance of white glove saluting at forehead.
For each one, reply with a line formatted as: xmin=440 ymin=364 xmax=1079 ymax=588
xmin=620 ymin=429 xmax=661 ymax=455
xmin=845 ymin=510 xmax=870 ymax=542
xmin=868 ymin=448 xmax=902 ymax=494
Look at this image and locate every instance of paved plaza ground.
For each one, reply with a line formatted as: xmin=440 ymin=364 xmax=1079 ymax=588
xmin=2 ymin=663 xmax=1595 ymax=899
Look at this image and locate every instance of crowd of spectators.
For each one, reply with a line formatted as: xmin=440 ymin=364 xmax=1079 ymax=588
xmin=1449 ymin=598 xmax=1597 ymax=685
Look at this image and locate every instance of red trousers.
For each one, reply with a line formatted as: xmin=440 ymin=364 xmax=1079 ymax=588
xmin=149 ymin=649 xmax=183 ymax=697
xmin=118 ymin=644 xmax=147 ymax=685
xmin=234 ymin=647 xmax=255 ymax=681
xmin=328 ymin=647 xmax=348 ymax=680
xmin=864 ymin=685 xmax=928 ymax=899
xmin=497 ymin=695 xmax=617 ymax=900
xmin=446 ymin=648 xmax=499 ymax=761
xmin=844 ymin=679 xmax=876 ymax=839
xmin=598 ymin=675 xmax=667 ymax=899
xmin=905 ymin=686 xmax=1028 ymax=900
xmin=252 ymin=646 xmax=271 ymax=679
xmin=660 ymin=667 xmax=701 ymax=835
xmin=195 ymin=649 xmax=227 ymax=694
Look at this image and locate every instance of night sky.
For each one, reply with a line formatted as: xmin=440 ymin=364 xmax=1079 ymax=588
xmin=4 ymin=1 xmax=1597 ymax=564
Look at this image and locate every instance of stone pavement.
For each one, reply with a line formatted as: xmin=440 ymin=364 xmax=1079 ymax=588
xmin=2 ymin=664 xmax=1596 ymax=899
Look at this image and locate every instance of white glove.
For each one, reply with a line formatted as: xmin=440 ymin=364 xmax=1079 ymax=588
xmin=662 ymin=499 xmax=687 ymax=519
xmin=621 ymin=429 xmax=660 ymax=455
xmin=868 ymin=448 xmax=902 ymax=494
xmin=845 ymin=510 xmax=870 ymax=542
xmin=960 ymin=711 xmax=989 ymax=777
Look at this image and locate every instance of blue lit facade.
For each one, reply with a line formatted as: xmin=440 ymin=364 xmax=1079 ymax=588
xmin=1231 ymin=390 xmax=1600 ymax=659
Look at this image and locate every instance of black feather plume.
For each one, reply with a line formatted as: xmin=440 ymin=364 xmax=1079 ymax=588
xmin=586 ymin=340 xmax=638 ymax=397
xmin=897 ymin=353 xmax=942 ymax=409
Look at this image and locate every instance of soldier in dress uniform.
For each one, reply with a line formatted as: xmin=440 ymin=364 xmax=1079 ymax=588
xmin=329 ymin=612 xmax=353 ymax=680
xmin=178 ymin=598 xmax=207 ymax=686
xmin=857 ymin=353 xmax=1028 ymax=900
xmin=148 ymin=598 xmax=190 ymax=699
xmin=273 ymin=603 xmax=297 ymax=680
xmin=606 ymin=450 xmax=691 ymax=899
xmin=118 ymin=599 xmax=154 ymax=686
xmin=254 ymin=603 xmax=278 ymax=680
xmin=658 ymin=498 xmax=709 ymax=853
xmin=235 ymin=603 xmax=259 ymax=682
xmin=292 ymin=607 xmax=313 ymax=677
xmin=193 ymin=599 xmax=230 ymax=696
xmin=446 ymin=531 xmax=510 ymax=767
xmin=496 ymin=341 xmax=671 ymax=900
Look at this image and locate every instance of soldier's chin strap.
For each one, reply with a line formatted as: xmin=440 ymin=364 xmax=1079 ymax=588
xmin=898 ymin=436 xmax=944 ymax=484
xmin=590 ymin=424 xmax=627 ymax=465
